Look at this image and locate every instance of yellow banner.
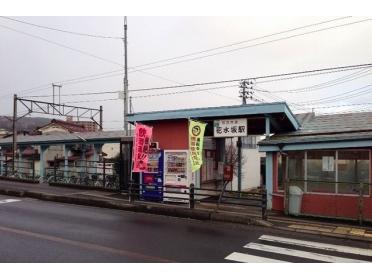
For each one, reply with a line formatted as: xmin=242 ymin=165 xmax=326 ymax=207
xmin=189 ymin=120 xmax=207 ymax=172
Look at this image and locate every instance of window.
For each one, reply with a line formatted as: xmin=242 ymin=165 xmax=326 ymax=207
xmin=288 ymin=151 xmax=305 ymax=191
xmin=307 ymin=150 xmax=336 ymax=193
xmin=278 ymin=151 xmax=305 ymax=191
xmin=337 ymin=150 xmax=369 ymax=195
xmin=241 ymin=136 xmax=257 ymax=149
xmin=277 ymin=149 xmax=371 ymax=195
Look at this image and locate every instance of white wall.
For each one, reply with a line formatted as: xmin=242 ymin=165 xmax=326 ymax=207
xmin=228 ymin=136 xmax=263 ymax=191
xmin=38 ymin=125 xmax=69 ymax=135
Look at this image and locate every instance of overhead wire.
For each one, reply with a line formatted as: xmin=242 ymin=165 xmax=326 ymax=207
xmin=0 ymin=16 xmax=123 ymax=39
xmin=20 ymin=63 xmax=372 ymax=99
xmin=7 ymin=16 xmax=361 ymax=97
xmin=129 ymin=18 xmax=372 ymax=73
xmin=256 ymin=67 xmax=372 ymax=94
xmin=296 ymin=83 xmax=372 ymax=105
xmin=0 ymin=23 xmax=124 ymax=68
xmin=127 ymin=17 xmax=351 ymax=70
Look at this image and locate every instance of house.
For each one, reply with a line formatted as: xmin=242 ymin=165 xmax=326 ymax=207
xmin=37 ymin=119 xmax=86 ymax=134
xmin=0 ymin=117 xmax=119 ymax=179
xmin=259 ymin=111 xmax=372 ymax=221
xmin=0 ymin=131 xmax=127 ymax=181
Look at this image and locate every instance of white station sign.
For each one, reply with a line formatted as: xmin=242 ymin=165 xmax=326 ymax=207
xmin=213 ymin=118 xmax=247 ymax=137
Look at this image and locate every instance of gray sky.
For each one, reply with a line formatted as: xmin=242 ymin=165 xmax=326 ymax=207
xmin=1 ymin=16 xmax=372 ymax=130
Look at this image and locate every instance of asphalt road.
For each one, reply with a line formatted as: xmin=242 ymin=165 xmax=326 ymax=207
xmin=0 ymin=194 xmax=372 ymax=263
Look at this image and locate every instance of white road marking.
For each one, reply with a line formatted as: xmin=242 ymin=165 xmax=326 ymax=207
xmin=0 ymin=199 xmax=21 ymax=204
xmin=244 ymin=243 xmax=370 ymax=263
xmin=259 ymin=235 xmax=372 ymax=257
xmin=225 ymin=252 xmax=288 ymax=263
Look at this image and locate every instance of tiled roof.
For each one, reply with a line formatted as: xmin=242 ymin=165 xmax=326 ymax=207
xmin=260 ymin=112 xmax=372 ymax=146
xmin=38 ymin=119 xmax=86 ymax=133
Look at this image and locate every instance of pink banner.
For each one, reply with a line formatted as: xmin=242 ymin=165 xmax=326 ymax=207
xmin=132 ymin=123 xmax=153 ymax=172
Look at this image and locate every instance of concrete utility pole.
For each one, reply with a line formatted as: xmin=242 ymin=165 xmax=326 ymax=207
xmin=237 ymin=79 xmax=254 ymax=193
xmin=12 ymin=94 xmax=17 ymax=173
xmin=123 ymin=16 xmax=129 ymax=135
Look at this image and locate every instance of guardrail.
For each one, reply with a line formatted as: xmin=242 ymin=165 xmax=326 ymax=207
xmin=124 ymin=182 xmax=267 ymax=220
xmin=0 ymin=159 xmax=39 ymax=183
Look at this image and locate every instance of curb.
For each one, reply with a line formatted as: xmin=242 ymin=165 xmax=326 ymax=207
xmin=49 ymin=182 xmax=118 ymax=193
xmin=0 ymin=187 xmax=271 ymax=228
xmin=0 ymin=176 xmax=39 ymax=184
xmin=274 ymin=224 xmax=372 ymax=243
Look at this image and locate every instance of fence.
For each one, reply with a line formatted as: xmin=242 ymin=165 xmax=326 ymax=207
xmin=0 ymin=158 xmax=38 ymax=183
xmin=46 ymin=158 xmax=120 ymax=191
xmin=286 ymin=178 xmax=370 ymax=225
xmin=124 ymin=182 xmax=267 ymax=220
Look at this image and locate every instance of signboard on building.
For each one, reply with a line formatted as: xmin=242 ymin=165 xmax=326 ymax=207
xmin=213 ymin=118 xmax=247 ymax=137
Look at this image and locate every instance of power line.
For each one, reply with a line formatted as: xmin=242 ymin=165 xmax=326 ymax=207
xmin=63 ymin=98 xmax=118 ymax=104
xmin=297 ymin=84 xmax=372 ymax=105
xmin=132 ymin=85 xmax=237 ymax=99
xmin=0 ymin=23 xmax=124 ymax=67
xmin=127 ymin=17 xmax=351 ymax=70
xmin=0 ymin=21 xmax=235 ymax=103
xmin=27 ymin=90 xmax=123 ymax=98
xmin=129 ymin=63 xmax=372 ymax=93
xmin=9 ymin=16 xmax=359 ymax=97
xmin=257 ymin=67 xmax=372 ymax=94
xmin=20 ymin=63 xmax=372 ymax=99
xmin=0 ymin=16 xmax=123 ymax=39
xmin=312 ymin=102 xmax=372 ymax=110
xmin=130 ymin=18 xmax=372 ymax=73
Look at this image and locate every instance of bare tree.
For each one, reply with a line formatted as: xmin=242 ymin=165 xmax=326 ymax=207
xmin=224 ymin=141 xmax=246 ymax=176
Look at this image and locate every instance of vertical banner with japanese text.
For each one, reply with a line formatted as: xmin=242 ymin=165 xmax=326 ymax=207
xmin=189 ymin=120 xmax=207 ymax=172
xmin=132 ymin=123 xmax=153 ymax=172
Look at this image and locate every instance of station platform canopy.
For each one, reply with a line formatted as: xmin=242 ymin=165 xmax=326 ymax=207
xmin=127 ymin=102 xmax=300 ymax=135
xmin=0 ymin=130 xmax=132 ymax=147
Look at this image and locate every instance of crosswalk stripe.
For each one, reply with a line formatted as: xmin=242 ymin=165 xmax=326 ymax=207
xmin=225 ymin=252 xmax=288 ymax=263
xmin=259 ymin=235 xmax=372 ymax=257
xmin=244 ymin=243 xmax=369 ymax=263
xmin=0 ymin=199 xmax=21 ymax=204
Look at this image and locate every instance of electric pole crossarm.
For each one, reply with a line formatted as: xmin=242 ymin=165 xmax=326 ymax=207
xmin=17 ymin=98 xmax=101 ymax=112
xmin=90 ymin=117 xmax=103 ymax=130
xmin=16 ymin=111 xmax=31 ymax=121
xmin=78 ymin=108 xmax=90 ymax=118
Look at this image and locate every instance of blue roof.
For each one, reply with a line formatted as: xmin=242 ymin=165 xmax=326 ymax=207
xmin=0 ymin=131 xmax=131 ymax=147
xmin=127 ymin=102 xmax=300 ymax=131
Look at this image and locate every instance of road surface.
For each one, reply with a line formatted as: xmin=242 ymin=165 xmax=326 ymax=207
xmin=0 ymin=195 xmax=371 ymax=263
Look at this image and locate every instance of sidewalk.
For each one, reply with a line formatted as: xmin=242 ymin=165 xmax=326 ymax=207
xmin=0 ymin=179 xmax=371 ymax=243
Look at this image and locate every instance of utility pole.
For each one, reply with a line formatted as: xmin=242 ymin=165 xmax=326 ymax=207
xmin=123 ymin=16 xmax=129 ymax=136
xmin=12 ymin=94 xmax=17 ymax=173
xmin=237 ymin=79 xmax=254 ymax=193
xmin=239 ymin=79 xmax=254 ymax=104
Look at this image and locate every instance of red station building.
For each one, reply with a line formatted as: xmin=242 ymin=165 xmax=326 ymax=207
xmin=128 ymin=102 xmax=372 ymax=222
xmin=127 ymin=102 xmax=298 ymax=203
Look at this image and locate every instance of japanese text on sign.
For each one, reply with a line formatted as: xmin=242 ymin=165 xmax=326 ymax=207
xmin=213 ymin=118 xmax=247 ymax=137
xmin=189 ymin=120 xmax=207 ymax=172
xmin=132 ymin=123 xmax=153 ymax=172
